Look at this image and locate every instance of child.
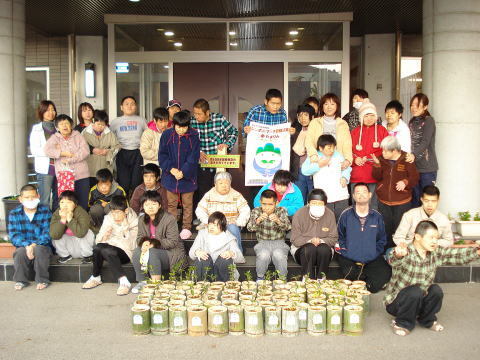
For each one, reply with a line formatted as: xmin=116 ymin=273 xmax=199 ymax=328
xmin=253 ymin=170 xmax=303 ymax=217
xmin=383 ymin=100 xmax=411 ymax=153
xmin=110 ymin=96 xmax=147 ymax=194
xmin=385 ymin=220 xmax=480 ymax=336
xmin=88 ymin=168 xmax=126 ymax=230
xmin=131 ymin=191 xmax=186 ymax=293
xmin=130 ymin=163 xmax=168 ymax=215
xmin=158 ymin=110 xmax=200 ymax=240
xmin=371 ymin=136 xmax=419 ymax=250
xmin=166 ymin=99 xmax=182 ymax=127
xmin=74 ymin=102 xmax=94 ymax=133
xmin=50 ymin=191 xmax=95 ymax=264
xmin=189 ymin=212 xmax=244 ymax=282
xmin=301 ymin=134 xmax=352 ymax=220
xmin=82 ymin=110 xmax=120 ymax=186
xmin=247 ymin=189 xmax=291 ymax=281
xmin=82 ymin=195 xmax=138 ymax=296
xmin=140 ymin=107 xmax=169 ymax=165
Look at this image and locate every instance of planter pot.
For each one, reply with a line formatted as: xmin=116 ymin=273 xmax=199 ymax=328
xmin=151 ymin=298 xmax=169 ymax=307
xmin=134 ymin=299 xmax=150 ymax=307
xmin=168 ymin=300 xmax=185 ymax=307
xmin=308 ymin=299 xmax=326 ymax=307
xmin=222 ymin=299 xmax=240 ymax=307
xmin=169 ymin=306 xmax=187 ymax=336
xmin=131 ymin=304 xmax=151 ymax=335
xmin=297 ymin=303 xmax=309 ymax=332
xmin=241 ymin=281 xmax=257 ymax=291
xmin=185 ymin=299 xmax=203 ymax=308
xmin=264 ymin=306 xmax=282 ymax=336
xmin=456 ymin=221 xmax=480 ymax=237
xmin=272 ymin=279 xmax=286 ymax=290
xmin=150 ymin=305 xmax=169 ymax=335
xmin=170 ymin=289 xmax=185 ymax=296
xmin=2 ymin=196 xmax=20 ymax=231
xmin=187 ymin=306 xmax=208 ymax=336
xmin=204 ymin=299 xmax=221 ymax=308
xmin=351 ymin=280 xmax=367 ymax=288
xmin=211 ymin=281 xmax=225 ymax=288
xmin=244 ymin=306 xmax=264 ymax=337
xmin=258 ymin=301 xmax=275 ymax=309
xmin=326 ymin=305 xmax=343 ymax=335
xmin=240 ymin=299 xmax=257 ymax=307
xmin=0 ymin=243 xmax=15 ymax=259
xmin=208 ymin=305 xmax=229 ymax=337
xmin=357 ymin=290 xmax=371 ymax=315
xmin=158 ymin=283 xmax=175 ymax=292
xmin=227 ymin=304 xmax=244 ymax=335
xmin=281 ymin=307 xmax=299 ymax=337
xmin=343 ymin=305 xmax=364 ymax=336
xmin=307 ymin=305 xmax=327 ymax=336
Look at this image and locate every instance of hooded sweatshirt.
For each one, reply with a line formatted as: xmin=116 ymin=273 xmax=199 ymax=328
xmin=189 ymin=228 xmax=245 ymax=264
xmin=88 ymin=180 xmax=126 ymax=207
xmin=139 ymin=121 xmax=163 ymax=165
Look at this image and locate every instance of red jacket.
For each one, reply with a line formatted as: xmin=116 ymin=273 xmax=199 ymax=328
xmin=350 ymin=124 xmax=388 ymax=183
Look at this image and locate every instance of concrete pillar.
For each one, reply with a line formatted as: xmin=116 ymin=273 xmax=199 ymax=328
xmin=423 ymin=0 xmax=480 ymax=215
xmin=0 ymin=0 xmax=27 ymax=221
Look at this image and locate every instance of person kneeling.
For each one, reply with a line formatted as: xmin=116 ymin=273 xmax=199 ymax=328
xmin=189 ymin=212 xmax=244 ymax=282
xmin=82 ymin=195 xmax=138 ymax=295
xmin=385 ymin=220 xmax=480 ymax=336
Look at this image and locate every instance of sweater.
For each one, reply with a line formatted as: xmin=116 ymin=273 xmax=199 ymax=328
xmin=382 ymin=120 xmax=411 ymax=153
xmin=305 ymin=116 xmax=353 ymax=163
xmin=139 ymin=121 xmax=163 ymax=165
xmin=350 ymin=124 xmax=389 ymax=183
xmin=130 ymin=182 xmax=168 ymax=215
xmin=409 ymin=115 xmax=438 ymax=173
xmin=195 ymin=187 xmax=251 ymax=226
xmin=337 ymin=206 xmax=387 ymax=263
xmin=290 ymin=206 xmax=338 ymax=257
xmin=253 ymin=182 xmax=304 ymax=216
xmin=44 ymin=131 xmax=90 ymax=180
xmin=82 ymin=125 xmax=120 ymax=175
xmin=50 ymin=205 xmax=91 ymax=240
xmin=371 ymin=151 xmax=419 ymax=206
xmin=158 ymin=127 xmax=200 ymax=194
xmin=189 ymin=229 xmax=245 ymax=264
xmin=88 ymin=180 xmax=126 ymax=207
xmin=110 ymin=115 xmax=147 ymax=150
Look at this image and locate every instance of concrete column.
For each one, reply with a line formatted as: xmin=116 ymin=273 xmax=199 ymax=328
xmin=0 ymin=0 xmax=26 ymax=221
xmin=423 ymin=0 xmax=480 ymax=215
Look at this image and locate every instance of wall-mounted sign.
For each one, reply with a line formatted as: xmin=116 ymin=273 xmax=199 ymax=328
xmin=116 ymin=62 xmax=129 ymax=73
xmin=200 ymin=155 xmax=241 ymax=169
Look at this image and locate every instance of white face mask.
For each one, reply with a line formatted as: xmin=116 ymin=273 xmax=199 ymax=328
xmin=353 ymin=101 xmax=363 ymax=110
xmin=22 ymin=198 xmax=40 ymax=210
xmin=309 ymin=205 xmax=325 ymax=218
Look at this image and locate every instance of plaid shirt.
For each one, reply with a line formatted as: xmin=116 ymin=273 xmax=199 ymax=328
xmin=243 ymin=105 xmax=288 ymax=136
xmin=246 ymin=206 xmax=291 ymax=241
xmin=8 ymin=204 xmax=52 ymax=247
xmin=384 ymin=243 xmax=479 ymax=305
xmin=190 ymin=113 xmax=238 ymax=154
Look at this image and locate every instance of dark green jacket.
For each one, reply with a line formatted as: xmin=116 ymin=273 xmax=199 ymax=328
xmin=50 ymin=206 xmax=92 ymax=239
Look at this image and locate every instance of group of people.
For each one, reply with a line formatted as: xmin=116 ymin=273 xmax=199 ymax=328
xmin=9 ymin=88 xmax=479 ymax=337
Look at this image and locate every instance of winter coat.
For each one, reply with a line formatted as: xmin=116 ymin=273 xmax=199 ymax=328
xmin=82 ymin=124 xmax=120 ymax=175
xmin=409 ymin=115 xmax=438 ymax=173
xmin=253 ymin=182 xmax=304 ymax=217
xmin=139 ymin=121 xmax=163 ymax=165
xmin=50 ymin=205 xmax=92 ymax=239
xmin=130 ymin=182 xmax=168 ymax=215
xmin=88 ymin=180 xmax=126 ymax=207
xmin=189 ymin=229 xmax=245 ymax=264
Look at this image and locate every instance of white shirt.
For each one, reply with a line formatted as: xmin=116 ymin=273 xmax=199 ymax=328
xmin=382 ymin=119 xmax=411 ymax=153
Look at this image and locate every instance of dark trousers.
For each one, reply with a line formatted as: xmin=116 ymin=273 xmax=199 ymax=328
xmin=116 ymin=149 xmax=143 ymax=194
xmin=338 ymin=254 xmax=392 ymax=293
xmin=74 ymin=178 xmax=91 ymax=211
xmin=194 ymin=255 xmax=233 ymax=282
xmin=193 ymin=167 xmax=216 ymax=211
xmin=378 ymin=201 xmax=411 ymax=251
xmin=386 ymin=284 xmax=443 ymax=331
xmin=13 ymin=245 xmax=52 ymax=284
xmin=294 ymin=243 xmax=332 ymax=279
xmin=327 ymin=199 xmax=349 ymax=222
xmin=89 ymin=203 xmax=112 ymax=230
xmin=412 ymin=171 xmax=437 ymax=207
xmin=132 ymin=247 xmax=170 ymax=282
xmin=92 ymin=243 xmax=130 ymax=280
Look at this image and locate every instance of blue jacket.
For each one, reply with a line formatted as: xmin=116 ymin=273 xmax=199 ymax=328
xmin=8 ymin=204 xmax=52 ymax=247
xmin=159 ymin=127 xmax=200 ymax=194
xmin=253 ymin=182 xmax=304 ymax=216
xmin=337 ymin=206 xmax=386 ymax=263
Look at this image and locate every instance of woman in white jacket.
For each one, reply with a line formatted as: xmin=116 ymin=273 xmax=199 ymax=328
xmin=29 ymin=100 xmax=58 ymax=209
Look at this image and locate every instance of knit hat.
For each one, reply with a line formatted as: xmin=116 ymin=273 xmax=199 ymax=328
xmin=358 ymin=98 xmax=377 ymax=121
xmin=167 ymin=99 xmax=182 ymax=109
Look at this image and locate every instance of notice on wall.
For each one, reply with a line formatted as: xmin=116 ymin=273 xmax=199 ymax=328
xmin=245 ymin=122 xmax=291 ymax=186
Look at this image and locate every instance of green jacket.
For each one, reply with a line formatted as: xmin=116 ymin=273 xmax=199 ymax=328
xmin=50 ymin=206 xmax=92 ymax=239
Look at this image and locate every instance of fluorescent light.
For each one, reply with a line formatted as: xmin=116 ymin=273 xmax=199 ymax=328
xmin=289 ymin=30 xmax=299 ymax=35
xmin=164 ymin=31 xmax=174 ymax=36
xmin=174 ymin=42 xmax=182 ymax=47
xmin=129 ymin=0 xmax=140 ymax=2
xmin=229 ymin=42 xmax=238 ymax=46
xmin=84 ymin=63 xmax=95 ymax=98
xmin=285 ymin=41 xmax=294 ymax=46
xmin=229 ymin=31 xmax=236 ymax=36
xmin=163 ymin=65 xmax=169 ymax=69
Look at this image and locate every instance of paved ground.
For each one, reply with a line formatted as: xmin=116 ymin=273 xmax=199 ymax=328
xmin=0 ymin=282 xmax=479 ymax=360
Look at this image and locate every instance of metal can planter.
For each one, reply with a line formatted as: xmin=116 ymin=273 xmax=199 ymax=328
xmin=307 ymin=305 xmax=326 ymax=336
xmin=343 ymin=305 xmax=364 ymax=336
xmin=169 ymin=306 xmax=187 ymax=336
xmin=297 ymin=303 xmax=309 ymax=332
xmin=187 ymin=306 xmax=208 ymax=336
xmin=264 ymin=306 xmax=282 ymax=336
xmin=150 ymin=305 xmax=169 ymax=335
xmin=244 ymin=306 xmax=264 ymax=337
xmin=281 ymin=307 xmax=299 ymax=337
xmin=208 ymin=305 xmax=229 ymax=337
xmin=131 ymin=304 xmax=151 ymax=335
xmin=326 ymin=305 xmax=343 ymax=335
xmin=227 ymin=304 xmax=245 ymax=335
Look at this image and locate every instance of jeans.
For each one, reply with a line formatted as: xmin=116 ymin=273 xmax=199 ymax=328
xmin=227 ymin=224 xmax=243 ymax=252
xmin=132 ymin=247 xmax=170 ymax=282
xmin=254 ymin=240 xmax=289 ymax=279
xmin=412 ymin=171 xmax=437 ymax=207
xmin=194 ymin=255 xmax=233 ymax=282
xmin=294 ymin=172 xmax=313 ymax=205
xmin=37 ymin=173 xmax=58 ymax=211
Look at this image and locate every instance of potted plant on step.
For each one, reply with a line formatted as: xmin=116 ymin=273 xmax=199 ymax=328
xmin=455 ymin=211 xmax=480 ymax=237
xmin=0 ymin=237 xmax=15 ymax=259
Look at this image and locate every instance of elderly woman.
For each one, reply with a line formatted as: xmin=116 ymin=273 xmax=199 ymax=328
xmin=44 ymin=114 xmax=90 ymax=210
xmin=195 ymin=172 xmax=250 ymax=253
xmin=371 ymin=136 xmax=419 ymax=250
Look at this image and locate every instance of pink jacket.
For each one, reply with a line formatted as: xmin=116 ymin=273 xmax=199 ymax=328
xmin=44 ymin=131 xmax=90 ymax=180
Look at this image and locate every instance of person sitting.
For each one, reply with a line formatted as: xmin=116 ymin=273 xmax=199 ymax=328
xmin=385 ymin=220 xmax=480 ymax=336
xmin=50 ymin=191 xmax=95 ymax=264
xmin=336 ymin=183 xmax=392 ymax=293
xmin=82 ymin=195 xmax=138 ymax=296
xmin=301 ymin=134 xmax=351 ymax=221
xmin=189 ymin=212 xmax=244 ymax=282
xmin=131 ymin=191 xmax=186 ymax=293
xmin=130 ymin=163 xmax=168 ymax=215
xmin=291 ymin=189 xmax=338 ymax=279
xmin=88 ymin=168 xmax=126 ymax=231
xmin=393 ymin=185 xmax=453 ymax=248
xmin=140 ymin=107 xmax=169 ymax=165
xmin=253 ymin=170 xmax=303 ymax=217
xmin=195 ymin=172 xmax=250 ymax=253
xmin=247 ymin=189 xmax=291 ymax=281
xmin=8 ymin=184 xmax=52 ymax=291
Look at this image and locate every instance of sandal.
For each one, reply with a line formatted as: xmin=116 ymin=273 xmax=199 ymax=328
xmin=36 ymin=282 xmax=49 ymax=290
xmin=117 ymin=284 xmax=131 ymax=296
xmin=14 ymin=282 xmax=27 ymax=291
xmin=429 ymin=321 xmax=444 ymax=332
xmin=391 ymin=320 xmax=410 ymax=336
xmin=82 ymin=278 xmax=103 ymax=289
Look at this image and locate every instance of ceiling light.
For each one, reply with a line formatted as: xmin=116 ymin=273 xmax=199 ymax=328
xmin=163 ymin=65 xmax=169 ymax=69
xmin=174 ymin=42 xmax=183 ymax=47
xmin=297 ymin=27 xmax=304 ymax=30
xmin=229 ymin=42 xmax=238 ymax=46
xmin=285 ymin=41 xmax=294 ymax=46
xmin=293 ymin=39 xmax=299 ymax=42
xmin=229 ymin=31 xmax=236 ymax=36
xmin=129 ymin=0 xmax=141 ymax=2
xmin=164 ymin=31 xmax=174 ymax=36
xmin=156 ymin=28 xmax=165 ymax=32
xmin=289 ymin=30 xmax=299 ymax=36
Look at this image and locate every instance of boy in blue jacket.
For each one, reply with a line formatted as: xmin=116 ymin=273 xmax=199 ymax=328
xmin=159 ymin=111 xmax=200 ymax=239
xmin=336 ymin=182 xmax=392 ymax=293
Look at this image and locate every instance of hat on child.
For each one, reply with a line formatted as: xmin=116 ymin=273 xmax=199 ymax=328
xmin=358 ymin=98 xmax=377 ymax=121
xmin=167 ymin=99 xmax=182 ymax=109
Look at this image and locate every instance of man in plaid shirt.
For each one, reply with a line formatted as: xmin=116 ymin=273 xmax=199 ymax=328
xmin=247 ymin=189 xmax=291 ymax=280
xmin=191 ymin=98 xmax=239 ymax=210
xmin=8 ymin=184 xmax=52 ymax=291
xmin=385 ymin=220 xmax=480 ymax=336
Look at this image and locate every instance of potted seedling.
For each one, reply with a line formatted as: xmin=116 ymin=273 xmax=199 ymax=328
xmin=0 ymin=237 xmax=15 ymax=259
xmin=456 ymin=211 xmax=480 ymax=237
xmin=208 ymin=305 xmax=229 ymax=337
xmin=264 ymin=306 xmax=282 ymax=336
xmin=307 ymin=305 xmax=327 ymax=336
xmin=326 ymin=304 xmax=343 ymax=335
xmin=169 ymin=306 xmax=187 ymax=336
xmin=242 ymin=270 xmax=257 ymax=291
xmin=187 ymin=305 xmax=208 ymax=336
xmin=150 ymin=305 xmax=169 ymax=335
xmin=244 ymin=306 xmax=264 ymax=337
xmin=131 ymin=304 xmax=151 ymax=335
xmin=343 ymin=304 xmax=364 ymax=336
xmin=281 ymin=305 xmax=299 ymax=337
xmin=227 ymin=302 xmax=244 ymax=335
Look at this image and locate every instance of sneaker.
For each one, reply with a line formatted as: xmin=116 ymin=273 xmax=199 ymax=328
xmin=117 ymin=284 xmax=131 ymax=296
xmin=81 ymin=256 xmax=93 ymax=264
xmin=131 ymin=281 xmax=146 ymax=294
xmin=57 ymin=255 xmax=72 ymax=264
xmin=179 ymin=228 xmax=192 ymax=240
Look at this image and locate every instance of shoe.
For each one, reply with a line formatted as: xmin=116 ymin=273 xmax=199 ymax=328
xmin=57 ymin=255 xmax=72 ymax=264
xmin=179 ymin=229 xmax=192 ymax=240
xmin=117 ymin=284 xmax=131 ymax=296
xmin=131 ymin=281 xmax=146 ymax=294
xmin=82 ymin=277 xmax=102 ymax=289
xmin=81 ymin=256 xmax=93 ymax=264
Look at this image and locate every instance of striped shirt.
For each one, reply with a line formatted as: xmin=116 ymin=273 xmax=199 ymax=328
xmin=8 ymin=205 xmax=52 ymax=247
xmin=243 ymin=105 xmax=288 ymax=136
